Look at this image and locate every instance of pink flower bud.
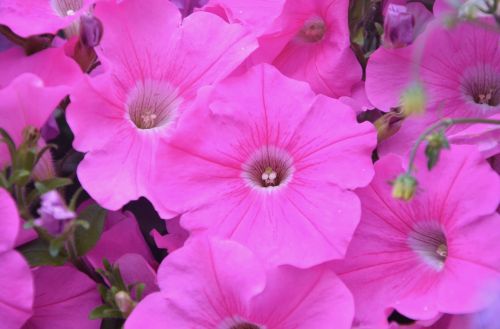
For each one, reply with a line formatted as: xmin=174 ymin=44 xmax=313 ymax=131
xmin=79 ymin=14 xmax=103 ymax=48
xmin=383 ymin=4 xmax=415 ymax=48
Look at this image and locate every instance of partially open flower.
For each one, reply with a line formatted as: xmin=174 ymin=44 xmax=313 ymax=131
xmin=34 ymin=191 xmax=76 ymax=235
xmin=384 ymin=4 xmax=415 ymax=48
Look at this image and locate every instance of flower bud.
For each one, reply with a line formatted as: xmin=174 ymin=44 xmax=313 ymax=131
xmin=392 ymin=174 xmax=418 ymax=201
xmin=400 ymin=83 xmax=426 ymax=117
xmin=79 ymin=14 xmax=103 ymax=48
xmin=383 ymin=4 xmax=415 ymax=48
xmin=114 ymin=291 xmax=135 ymax=317
xmin=34 ymin=191 xmax=76 ymax=235
xmin=22 ymin=126 xmax=40 ymax=148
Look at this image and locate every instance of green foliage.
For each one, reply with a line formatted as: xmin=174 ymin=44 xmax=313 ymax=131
xmin=74 ymin=204 xmax=106 ymax=257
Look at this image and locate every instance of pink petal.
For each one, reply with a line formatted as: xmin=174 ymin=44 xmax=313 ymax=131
xmin=115 ymin=254 xmax=158 ymax=297
xmin=24 ymin=266 xmax=100 ymax=329
xmin=250 ymin=265 xmax=354 ymax=328
xmin=124 ymin=293 xmax=170 ymax=329
xmin=0 ymin=251 xmax=33 ymax=329
xmin=0 ymin=0 xmax=92 ymax=37
xmin=87 ymin=209 xmax=155 ymax=267
xmin=0 ymin=47 xmax=81 ymax=89
xmin=156 ymin=238 xmax=266 ymax=327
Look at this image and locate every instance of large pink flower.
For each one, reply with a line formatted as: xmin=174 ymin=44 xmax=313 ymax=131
xmin=253 ymin=0 xmax=362 ymax=97
xmin=333 ymin=146 xmax=500 ymax=328
xmin=0 ymin=0 xmax=93 ymax=37
xmin=23 ymin=265 xmax=101 ymax=329
xmin=152 ymin=64 xmax=376 ymax=267
xmin=67 ymin=0 xmax=257 ymax=211
xmin=125 ymin=238 xmax=354 ymax=329
xmin=0 ymin=188 xmax=33 ymax=329
xmin=366 ymin=18 xmax=500 ymax=156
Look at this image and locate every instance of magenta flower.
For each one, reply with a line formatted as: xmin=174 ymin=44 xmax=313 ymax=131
xmin=34 ymin=191 xmax=76 ymax=235
xmin=152 ymin=64 xmax=376 ymax=267
xmin=0 ymin=0 xmax=93 ymax=37
xmin=23 ymin=265 xmax=101 ymax=329
xmin=254 ymin=0 xmax=362 ymax=97
xmin=0 ymin=188 xmax=34 ymax=328
xmin=125 ymin=238 xmax=354 ymax=329
xmin=67 ymin=0 xmax=257 ymax=211
xmin=366 ymin=18 xmax=500 ymax=156
xmin=333 ymin=146 xmax=500 ymax=328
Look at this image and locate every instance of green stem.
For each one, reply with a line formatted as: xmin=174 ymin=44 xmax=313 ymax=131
xmin=406 ymin=117 xmax=500 ymax=175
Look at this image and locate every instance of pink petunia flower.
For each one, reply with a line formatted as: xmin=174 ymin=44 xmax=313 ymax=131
xmin=333 ymin=146 xmax=500 ymax=328
xmin=0 ymin=188 xmax=34 ymax=328
xmin=23 ymin=265 xmax=101 ymax=329
xmin=0 ymin=0 xmax=93 ymax=37
xmin=125 ymin=238 xmax=354 ymax=329
xmin=252 ymin=0 xmax=362 ymax=97
xmin=67 ymin=0 xmax=257 ymax=211
xmin=366 ymin=18 xmax=500 ymax=157
xmin=152 ymin=64 xmax=376 ymax=267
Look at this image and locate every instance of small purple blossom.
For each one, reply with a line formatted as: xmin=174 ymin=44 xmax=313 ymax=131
xmin=383 ymin=4 xmax=415 ymax=48
xmin=34 ymin=191 xmax=76 ymax=235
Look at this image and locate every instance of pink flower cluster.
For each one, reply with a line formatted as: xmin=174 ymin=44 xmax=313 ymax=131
xmin=0 ymin=0 xmax=499 ymax=328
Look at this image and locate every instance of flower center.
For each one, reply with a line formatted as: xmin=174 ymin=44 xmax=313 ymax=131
xmin=461 ymin=65 xmax=500 ymax=107
xmin=297 ymin=17 xmax=326 ymax=43
xmin=230 ymin=323 xmax=261 ymax=329
xmin=407 ymin=221 xmax=448 ymax=271
xmin=126 ymin=80 xmax=181 ymax=130
xmin=242 ymin=147 xmax=293 ymax=189
xmin=51 ymin=0 xmax=83 ymax=17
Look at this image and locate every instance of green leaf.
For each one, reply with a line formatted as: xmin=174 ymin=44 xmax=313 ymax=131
xmin=89 ymin=305 xmax=114 ymax=320
xmin=134 ymin=283 xmax=145 ymax=301
xmin=89 ymin=305 xmax=123 ymax=320
xmin=18 ymin=238 xmax=67 ymax=266
xmin=74 ymin=204 xmax=106 ymax=256
xmin=35 ymin=177 xmax=73 ymax=194
xmin=9 ymin=169 xmax=31 ymax=186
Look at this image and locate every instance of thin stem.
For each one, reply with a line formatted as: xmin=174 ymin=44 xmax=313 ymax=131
xmin=406 ymin=117 xmax=500 ymax=175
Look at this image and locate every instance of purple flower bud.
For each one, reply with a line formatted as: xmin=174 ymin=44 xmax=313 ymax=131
xmin=79 ymin=14 xmax=103 ymax=48
xmin=34 ymin=191 xmax=76 ymax=235
xmin=383 ymin=4 xmax=415 ymax=48
xmin=170 ymin=0 xmax=209 ymax=17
